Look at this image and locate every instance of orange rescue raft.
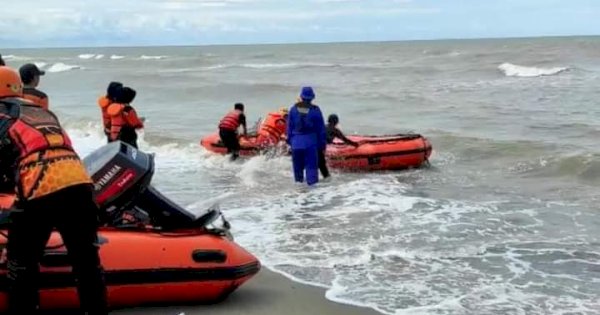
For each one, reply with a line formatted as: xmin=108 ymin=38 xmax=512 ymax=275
xmin=0 ymin=227 xmax=259 ymax=312
xmin=326 ymin=134 xmax=432 ymax=171
xmin=0 ymin=194 xmax=260 ymax=312
xmin=200 ymin=111 xmax=286 ymax=156
xmin=200 ymin=132 xmax=263 ymax=156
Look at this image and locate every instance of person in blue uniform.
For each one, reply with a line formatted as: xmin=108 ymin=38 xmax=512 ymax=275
xmin=286 ymin=87 xmax=326 ymax=186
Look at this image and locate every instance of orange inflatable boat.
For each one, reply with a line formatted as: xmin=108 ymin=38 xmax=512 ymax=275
xmin=0 ymin=142 xmax=260 ymax=312
xmin=326 ymin=134 xmax=432 ymax=171
xmin=0 ymin=223 xmax=259 ymax=312
xmin=200 ymin=111 xmax=287 ymax=156
xmin=200 ymin=132 xmax=263 ymax=156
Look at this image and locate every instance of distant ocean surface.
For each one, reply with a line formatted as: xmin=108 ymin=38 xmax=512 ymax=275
xmin=2 ymin=36 xmax=600 ymax=315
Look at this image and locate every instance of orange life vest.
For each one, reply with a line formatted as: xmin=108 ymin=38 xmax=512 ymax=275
xmin=218 ymin=110 xmax=242 ymax=131
xmin=22 ymin=87 xmax=49 ymax=110
xmin=257 ymin=112 xmax=287 ymax=146
xmin=107 ymin=103 xmax=144 ymax=141
xmin=98 ymin=95 xmax=112 ymax=134
xmin=0 ymin=98 xmax=91 ymax=201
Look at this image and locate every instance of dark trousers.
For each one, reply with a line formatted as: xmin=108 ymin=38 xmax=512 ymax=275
xmin=119 ymin=128 xmax=139 ymax=149
xmin=318 ymin=149 xmax=330 ymax=178
xmin=6 ymin=184 xmax=108 ymax=315
xmin=219 ymin=128 xmax=240 ymax=160
xmin=291 ymin=146 xmax=319 ymax=185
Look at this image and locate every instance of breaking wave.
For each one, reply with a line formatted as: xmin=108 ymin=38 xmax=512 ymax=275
xmin=498 ymin=63 xmax=569 ymax=77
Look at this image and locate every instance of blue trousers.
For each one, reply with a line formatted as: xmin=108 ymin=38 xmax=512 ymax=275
xmin=291 ymin=146 xmax=319 ymax=185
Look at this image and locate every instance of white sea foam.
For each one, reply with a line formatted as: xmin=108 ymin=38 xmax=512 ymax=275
xmin=46 ymin=62 xmax=82 ymax=73
xmin=140 ymin=55 xmax=167 ymax=60
xmin=78 ymin=54 xmax=96 ymax=59
xmin=498 ymin=63 xmax=569 ymax=77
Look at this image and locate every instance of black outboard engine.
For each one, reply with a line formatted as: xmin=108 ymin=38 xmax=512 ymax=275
xmin=83 ymin=141 xmax=219 ymax=230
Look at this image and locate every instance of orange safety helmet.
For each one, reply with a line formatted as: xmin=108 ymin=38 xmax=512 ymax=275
xmin=0 ymin=66 xmax=23 ymax=98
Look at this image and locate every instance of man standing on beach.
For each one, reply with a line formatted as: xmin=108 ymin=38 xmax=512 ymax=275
xmin=19 ymin=63 xmax=49 ymax=110
xmin=0 ymin=54 xmax=5 ymax=66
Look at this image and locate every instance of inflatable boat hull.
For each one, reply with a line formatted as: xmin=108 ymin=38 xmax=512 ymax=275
xmin=200 ymin=132 xmax=262 ymax=156
xmin=326 ymin=134 xmax=432 ymax=171
xmin=200 ymin=133 xmax=433 ymax=171
xmin=0 ymin=226 xmax=260 ymax=311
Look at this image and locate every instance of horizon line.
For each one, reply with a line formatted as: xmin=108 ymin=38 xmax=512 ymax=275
xmin=2 ymin=33 xmax=599 ymax=51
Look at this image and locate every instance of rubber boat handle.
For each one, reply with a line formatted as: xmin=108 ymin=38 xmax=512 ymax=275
xmin=192 ymin=250 xmax=227 ymax=263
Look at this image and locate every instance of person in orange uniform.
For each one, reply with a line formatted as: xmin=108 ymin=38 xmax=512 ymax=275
xmin=218 ymin=103 xmax=247 ymax=161
xmin=107 ymin=86 xmax=144 ymax=148
xmin=19 ymin=63 xmax=49 ymax=110
xmin=0 ymin=66 xmax=108 ymax=315
xmin=256 ymin=107 xmax=288 ymax=149
xmin=97 ymin=81 xmax=123 ymax=142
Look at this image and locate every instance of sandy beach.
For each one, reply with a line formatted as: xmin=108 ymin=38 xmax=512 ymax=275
xmin=110 ymin=269 xmax=381 ymax=315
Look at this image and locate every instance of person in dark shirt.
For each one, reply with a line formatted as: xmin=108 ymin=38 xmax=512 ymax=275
xmin=326 ymin=114 xmax=359 ymax=146
xmin=0 ymin=54 xmax=5 ymax=66
xmin=19 ymin=63 xmax=49 ymax=110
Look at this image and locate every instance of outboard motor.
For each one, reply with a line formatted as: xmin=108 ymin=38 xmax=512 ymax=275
xmin=83 ymin=141 xmax=218 ymax=230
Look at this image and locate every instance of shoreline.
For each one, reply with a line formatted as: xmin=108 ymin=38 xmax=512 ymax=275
xmin=112 ymin=268 xmax=383 ymax=315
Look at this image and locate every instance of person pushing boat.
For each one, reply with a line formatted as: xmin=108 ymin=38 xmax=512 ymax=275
xmin=326 ymin=114 xmax=359 ymax=147
xmin=218 ymin=102 xmax=247 ymax=161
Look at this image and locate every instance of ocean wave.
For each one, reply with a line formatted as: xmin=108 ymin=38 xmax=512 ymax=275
xmin=242 ymin=63 xmax=313 ymax=69
xmin=140 ymin=55 xmax=167 ymax=60
xmin=78 ymin=53 xmax=105 ymax=60
xmin=510 ymin=153 xmax=600 ymax=183
xmin=1 ymin=54 xmax=30 ymax=61
xmin=432 ymin=133 xmax=557 ymax=162
xmin=78 ymin=54 xmax=96 ymax=59
xmin=34 ymin=62 xmax=48 ymax=69
xmin=199 ymin=62 xmax=394 ymax=71
xmin=224 ymin=174 xmax=598 ymax=315
xmin=110 ymin=55 xmax=125 ymax=60
xmin=238 ymin=62 xmax=338 ymax=69
xmin=46 ymin=62 xmax=83 ymax=73
xmin=498 ymin=63 xmax=569 ymax=77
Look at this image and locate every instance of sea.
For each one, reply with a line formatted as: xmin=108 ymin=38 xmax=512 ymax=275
xmin=2 ymin=36 xmax=599 ymax=315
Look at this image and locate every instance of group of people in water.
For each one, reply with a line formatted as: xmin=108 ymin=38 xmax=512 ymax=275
xmin=217 ymin=86 xmax=360 ymax=186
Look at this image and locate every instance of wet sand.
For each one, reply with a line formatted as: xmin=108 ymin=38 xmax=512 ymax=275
xmin=112 ymin=269 xmax=381 ymax=315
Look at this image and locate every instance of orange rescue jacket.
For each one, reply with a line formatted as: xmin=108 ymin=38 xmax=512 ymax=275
xmin=22 ymin=87 xmax=49 ymax=110
xmin=0 ymin=98 xmax=91 ymax=201
xmin=107 ymin=103 xmax=144 ymax=141
xmin=218 ymin=110 xmax=242 ymax=131
xmin=98 ymin=95 xmax=112 ymax=134
xmin=256 ymin=112 xmax=287 ymax=146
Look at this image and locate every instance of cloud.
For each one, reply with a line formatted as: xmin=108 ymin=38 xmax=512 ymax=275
xmin=0 ymin=0 xmax=597 ymax=48
xmin=0 ymin=0 xmax=438 ymax=47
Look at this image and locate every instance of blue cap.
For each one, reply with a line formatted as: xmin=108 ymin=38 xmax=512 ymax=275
xmin=300 ymin=86 xmax=315 ymax=101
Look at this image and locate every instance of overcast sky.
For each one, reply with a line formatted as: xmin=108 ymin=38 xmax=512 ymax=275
xmin=1 ymin=0 xmax=599 ymax=48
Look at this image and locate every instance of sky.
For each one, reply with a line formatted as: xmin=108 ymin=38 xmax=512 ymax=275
xmin=1 ymin=0 xmax=599 ymax=48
